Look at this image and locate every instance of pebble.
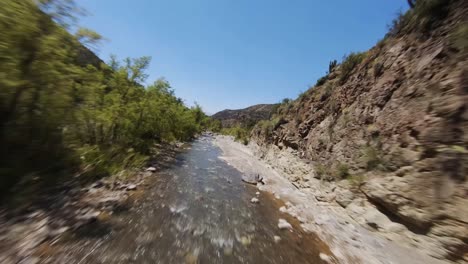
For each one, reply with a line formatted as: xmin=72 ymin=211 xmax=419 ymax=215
xmin=278 ymin=219 xmax=292 ymax=230
xmin=255 ymin=191 xmax=260 ymax=196
xmin=240 ymin=236 xmax=252 ymax=246
xmin=319 ymin=253 xmax=331 ymax=262
xmin=126 ymin=184 xmax=137 ymax=191
xmin=273 ymin=235 xmax=281 ymax=243
xmin=146 ymin=167 xmax=156 ymax=172
xmin=250 ymin=197 xmax=259 ymax=203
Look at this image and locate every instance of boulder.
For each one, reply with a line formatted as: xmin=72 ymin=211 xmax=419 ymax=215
xmin=335 ymin=189 xmax=355 ymax=208
xmin=241 ymin=173 xmax=264 ymax=185
xmin=278 ymin=219 xmax=292 ymax=230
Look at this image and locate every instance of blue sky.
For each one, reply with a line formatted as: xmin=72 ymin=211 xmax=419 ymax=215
xmin=78 ymin=0 xmax=408 ymax=114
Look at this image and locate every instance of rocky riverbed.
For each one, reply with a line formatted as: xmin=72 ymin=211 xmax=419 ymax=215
xmin=214 ymin=135 xmax=457 ymax=264
xmin=1 ymin=135 xmax=339 ymax=263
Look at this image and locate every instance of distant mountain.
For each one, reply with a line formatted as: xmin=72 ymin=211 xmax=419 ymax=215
xmin=212 ymin=104 xmax=278 ymax=128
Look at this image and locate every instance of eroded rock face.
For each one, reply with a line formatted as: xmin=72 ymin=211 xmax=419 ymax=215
xmin=251 ymin=2 xmax=468 ymax=261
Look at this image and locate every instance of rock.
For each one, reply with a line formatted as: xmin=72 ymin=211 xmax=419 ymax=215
xmin=90 ymin=180 xmax=104 ymax=189
xmin=273 ymin=235 xmax=281 ymax=243
xmin=319 ymin=253 xmax=332 ymax=262
xmin=126 ymin=184 xmax=137 ymax=191
xmin=76 ymin=210 xmax=100 ymax=224
xmin=363 ymin=209 xmax=392 ymax=231
xmin=241 ymin=173 xmax=264 ymax=185
xmin=250 ymin=197 xmax=259 ymax=203
xmin=146 ymin=167 xmax=156 ymax=172
xmin=335 ymin=189 xmax=355 ymax=208
xmin=395 ymin=166 xmax=413 ymax=177
xmin=255 ymin=191 xmax=260 ymax=196
xmin=278 ymin=219 xmax=292 ymax=230
xmin=48 ymin=227 xmax=69 ymax=238
xmin=240 ymin=236 xmax=252 ymax=246
xmin=315 ymin=195 xmax=328 ymax=202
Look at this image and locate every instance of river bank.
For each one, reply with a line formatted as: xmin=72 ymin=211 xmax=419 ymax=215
xmin=0 ymin=142 xmax=184 ymax=264
xmin=214 ymin=135 xmax=450 ymax=264
xmin=2 ymin=135 xmax=340 ymax=263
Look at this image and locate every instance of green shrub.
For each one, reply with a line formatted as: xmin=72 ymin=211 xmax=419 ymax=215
xmin=348 ymin=174 xmax=366 ymax=188
xmin=316 ymin=75 xmax=328 ymax=86
xmin=450 ymin=23 xmax=468 ymax=54
xmin=339 ymin=52 xmax=366 ymax=84
xmin=315 ymin=164 xmax=329 ymax=180
xmin=320 ymin=84 xmax=334 ymax=101
xmin=388 ymin=0 xmax=452 ymax=36
xmin=334 ymin=163 xmax=350 ymax=179
xmin=0 ymin=0 xmax=208 ymax=196
xmin=373 ymin=61 xmax=384 ymax=78
xmin=220 ymin=126 xmax=251 ymax=145
xmin=360 ymin=145 xmax=391 ymax=171
xmin=329 ymin=60 xmax=338 ymax=73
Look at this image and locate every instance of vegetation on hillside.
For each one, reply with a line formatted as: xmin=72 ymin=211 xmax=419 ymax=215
xmin=0 ymin=0 xmax=209 ymax=197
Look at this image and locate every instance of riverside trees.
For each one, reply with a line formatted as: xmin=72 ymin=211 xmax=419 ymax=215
xmin=0 ymin=0 xmax=207 ymax=195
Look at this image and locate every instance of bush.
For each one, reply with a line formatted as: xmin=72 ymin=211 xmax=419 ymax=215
xmin=450 ymin=24 xmax=468 ymax=54
xmin=329 ymin=60 xmax=338 ymax=73
xmin=0 ymin=1 xmax=207 ymax=196
xmin=315 ymin=164 xmax=328 ymax=180
xmin=339 ymin=52 xmax=366 ymax=84
xmin=360 ymin=145 xmax=391 ymax=171
xmin=348 ymin=174 xmax=366 ymax=188
xmin=316 ymin=75 xmax=328 ymax=86
xmin=388 ymin=0 xmax=452 ymax=37
xmin=220 ymin=126 xmax=251 ymax=145
xmin=320 ymin=84 xmax=334 ymax=101
xmin=333 ymin=163 xmax=350 ymax=179
xmin=373 ymin=61 xmax=384 ymax=78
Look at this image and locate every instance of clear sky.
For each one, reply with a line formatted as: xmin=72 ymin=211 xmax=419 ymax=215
xmin=77 ymin=0 xmax=408 ymax=114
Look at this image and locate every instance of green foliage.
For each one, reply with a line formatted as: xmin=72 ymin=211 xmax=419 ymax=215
xmin=328 ymin=60 xmax=338 ymax=73
xmin=348 ymin=174 xmax=366 ymax=188
xmin=314 ymin=164 xmax=328 ymax=180
xmin=0 ymin=0 xmax=206 ymax=196
xmin=360 ymin=145 xmax=390 ymax=171
xmin=221 ymin=126 xmax=251 ymax=145
xmin=333 ymin=163 xmax=350 ymax=179
xmin=373 ymin=61 xmax=384 ymax=78
xmin=388 ymin=0 xmax=453 ymax=37
xmin=315 ymin=75 xmax=328 ymax=86
xmin=339 ymin=52 xmax=366 ymax=84
xmin=257 ymin=117 xmax=282 ymax=137
xmin=450 ymin=23 xmax=468 ymax=54
xmin=320 ymin=84 xmax=334 ymax=101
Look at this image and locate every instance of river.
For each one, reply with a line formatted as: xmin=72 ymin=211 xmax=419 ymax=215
xmin=48 ymin=135 xmax=330 ymax=263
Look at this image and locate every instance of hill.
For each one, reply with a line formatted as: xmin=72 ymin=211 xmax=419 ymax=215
xmin=212 ymin=104 xmax=278 ymax=128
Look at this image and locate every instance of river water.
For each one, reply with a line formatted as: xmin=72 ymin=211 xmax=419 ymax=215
xmin=49 ymin=136 xmax=331 ymax=263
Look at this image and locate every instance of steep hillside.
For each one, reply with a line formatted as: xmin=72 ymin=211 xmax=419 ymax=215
xmin=251 ymin=0 xmax=467 ymax=262
xmin=212 ymin=104 xmax=278 ymax=127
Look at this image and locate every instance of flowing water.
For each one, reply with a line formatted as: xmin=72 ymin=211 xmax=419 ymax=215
xmin=49 ymin=136 xmax=331 ymax=263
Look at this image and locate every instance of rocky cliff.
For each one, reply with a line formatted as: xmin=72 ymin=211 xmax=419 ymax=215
xmin=212 ymin=104 xmax=278 ymax=128
xmin=251 ymin=1 xmax=467 ymax=262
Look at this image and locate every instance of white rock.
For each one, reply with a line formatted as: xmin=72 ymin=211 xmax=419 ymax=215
xmin=250 ymin=197 xmax=259 ymax=203
xmin=126 ymin=184 xmax=137 ymax=191
xmin=278 ymin=219 xmax=292 ymax=229
xmin=273 ymin=235 xmax=281 ymax=243
xmin=255 ymin=192 xmax=260 ymax=196
xmin=319 ymin=253 xmax=331 ymax=262
xmin=146 ymin=167 xmax=156 ymax=172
